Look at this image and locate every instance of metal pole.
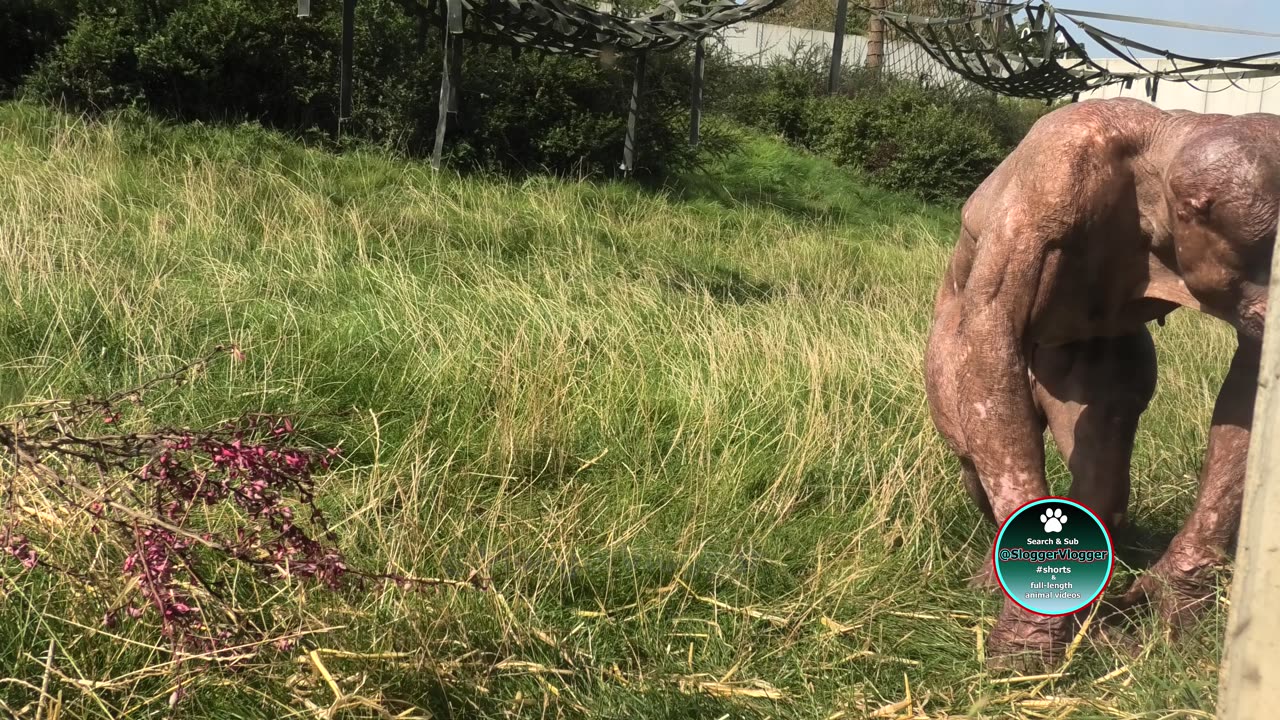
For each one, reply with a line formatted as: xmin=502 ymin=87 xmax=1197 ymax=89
xmin=339 ymin=0 xmax=356 ymax=133
xmin=827 ymin=0 xmax=849 ymax=95
xmin=689 ymin=40 xmax=705 ymax=147
xmin=1218 ymin=214 xmax=1280 ymax=718
xmin=622 ymin=52 xmax=647 ymax=174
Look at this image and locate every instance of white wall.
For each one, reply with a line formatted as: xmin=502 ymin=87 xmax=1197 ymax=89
xmin=708 ymin=19 xmax=963 ymax=88
xmin=1076 ymin=58 xmax=1280 ymax=116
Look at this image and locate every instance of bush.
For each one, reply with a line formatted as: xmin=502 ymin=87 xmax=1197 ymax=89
xmin=810 ymin=84 xmax=1007 ymax=201
xmin=705 ymin=43 xmax=1055 ymax=200
xmin=963 ymin=91 xmax=1058 ymax=150
xmin=707 ymin=43 xmax=830 ymax=143
xmin=20 ymin=0 xmax=720 ymax=178
xmin=433 ymin=49 xmax=713 ymax=178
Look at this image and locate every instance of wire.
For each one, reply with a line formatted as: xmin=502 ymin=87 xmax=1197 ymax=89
xmin=1051 ymin=6 xmax=1280 ymax=39
xmin=863 ymin=0 xmax=1280 ymax=100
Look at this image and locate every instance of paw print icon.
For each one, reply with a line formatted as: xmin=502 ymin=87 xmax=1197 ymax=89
xmin=1040 ymin=508 xmax=1067 ymax=533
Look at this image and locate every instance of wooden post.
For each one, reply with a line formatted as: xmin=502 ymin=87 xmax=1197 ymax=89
xmin=866 ymin=0 xmax=885 ymax=76
xmin=827 ymin=0 xmax=850 ymax=95
xmin=339 ymin=0 xmax=356 ymax=133
xmin=622 ymin=52 xmax=647 ymax=174
xmin=1218 ymin=215 xmax=1280 ymax=718
xmin=689 ymin=39 xmax=705 ymax=147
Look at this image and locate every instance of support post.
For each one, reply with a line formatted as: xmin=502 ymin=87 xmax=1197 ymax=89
xmin=1218 ymin=215 xmax=1280 ymax=718
xmin=431 ymin=31 xmax=454 ymax=170
xmin=827 ymin=0 xmax=849 ymax=95
xmin=446 ymin=0 xmax=463 ymax=113
xmin=865 ymin=0 xmax=885 ymax=77
xmin=448 ymin=35 xmax=463 ymax=113
xmin=432 ymin=0 xmax=463 ymax=170
xmin=622 ymin=52 xmax=647 ymax=174
xmin=689 ymin=39 xmax=705 ymax=147
xmin=339 ymin=0 xmax=356 ymax=135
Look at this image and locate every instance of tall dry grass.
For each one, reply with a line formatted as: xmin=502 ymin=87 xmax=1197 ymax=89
xmin=0 ymin=102 xmax=1235 ymax=718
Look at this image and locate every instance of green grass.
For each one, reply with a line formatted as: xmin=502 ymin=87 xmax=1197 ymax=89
xmin=0 ymin=101 xmax=1235 ymax=719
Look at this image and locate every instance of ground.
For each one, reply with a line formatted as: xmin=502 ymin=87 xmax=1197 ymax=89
xmin=0 ymin=101 xmax=1233 ymax=718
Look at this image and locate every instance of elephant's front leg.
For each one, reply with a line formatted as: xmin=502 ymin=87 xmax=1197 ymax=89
xmin=1120 ymin=335 xmax=1259 ymax=628
xmin=950 ymin=256 xmax=1074 ymax=669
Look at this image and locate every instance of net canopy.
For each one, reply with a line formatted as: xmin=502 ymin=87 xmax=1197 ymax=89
xmin=392 ymin=0 xmax=793 ymax=57
xmin=876 ymin=1 xmax=1280 ymax=101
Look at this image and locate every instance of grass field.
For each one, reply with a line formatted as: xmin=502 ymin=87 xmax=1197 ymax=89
xmin=0 ymin=101 xmax=1238 ymax=719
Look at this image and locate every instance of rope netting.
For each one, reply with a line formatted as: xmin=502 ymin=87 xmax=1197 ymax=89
xmin=869 ymin=2 xmax=988 ymax=93
xmin=871 ymin=1 xmax=1280 ymax=101
xmin=392 ymin=0 xmax=797 ymax=57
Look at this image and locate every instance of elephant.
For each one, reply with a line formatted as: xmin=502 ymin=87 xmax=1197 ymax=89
xmin=924 ymin=96 xmax=1280 ymax=669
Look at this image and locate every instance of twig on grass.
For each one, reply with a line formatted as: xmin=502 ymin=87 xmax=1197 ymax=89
xmin=988 ymin=672 xmax=1069 ymax=685
xmin=35 ymin=637 xmax=54 ymax=720
xmin=673 ymin=578 xmax=789 ymax=628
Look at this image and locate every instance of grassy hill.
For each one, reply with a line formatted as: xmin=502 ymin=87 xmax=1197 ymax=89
xmin=0 ymin=101 xmax=1235 ymax=718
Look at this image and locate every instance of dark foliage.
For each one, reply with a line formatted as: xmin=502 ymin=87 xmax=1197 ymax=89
xmin=6 ymin=0 xmax=1048 ymax=192
xmin=16 ymin=0 xmax=722 ymax=178
xmin=0 ymin=0 xmax=79 ymax=97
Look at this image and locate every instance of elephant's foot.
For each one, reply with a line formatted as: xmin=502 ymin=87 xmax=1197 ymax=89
xmin=968 ymin=560 xmax=999 ymax=591
xmin=985 ymin=601 xmax=1074 ymax=673
xmin=1117 ymin=546 xmax=1224 ymax=631
xmin=1089 ymin=619 xmax=1145 ymax=659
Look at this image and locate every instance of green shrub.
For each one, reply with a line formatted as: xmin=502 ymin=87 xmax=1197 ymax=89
xmin=811 ymin=84 xmax=1007 ymax=201
xmin=706 ymin=43 xmax=830 ymax=143
xmin=706 ymin=43 xmax=1053 ymax=200
xmin=27 ymin=14 xmax=148 ymax=110
xmin=439 ymin=50 xmax=711 ymax=178
xmin=21 ymin=0 xmax=720 ymax=178
xmin=963 ymin=91 xmax=1059 ymax=150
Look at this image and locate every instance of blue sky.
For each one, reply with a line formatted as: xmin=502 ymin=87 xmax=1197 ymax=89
xmin=1054 ymin=1 xmax=1280 ymax=59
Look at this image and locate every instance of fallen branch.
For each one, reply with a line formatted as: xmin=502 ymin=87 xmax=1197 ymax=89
xmin=0 ymin=345 xmax=478 ymax=707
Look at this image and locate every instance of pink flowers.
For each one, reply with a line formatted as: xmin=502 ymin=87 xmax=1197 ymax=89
xmin=0 ymin=345 xmax=426 ymax=704
xmin=92 ymin=415 xmax=352 ymax=647
xmin=6 ymin=403 xmax=349 ymax=658
xmin=3 ymin=533 xmax=37 ymax=570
